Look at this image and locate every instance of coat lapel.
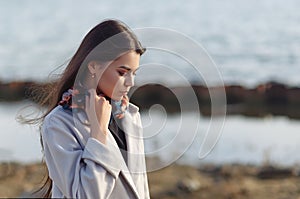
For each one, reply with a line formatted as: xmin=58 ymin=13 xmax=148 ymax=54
xmin=117 ymin=108 xmax=145 ymax=198
xmin=112 ymin=111 xmax=142 ymax=199
xmin=75 ymin=108 xmax=141 ymax=198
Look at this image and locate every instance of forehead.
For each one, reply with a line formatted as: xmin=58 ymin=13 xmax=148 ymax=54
xmin=109 ymin=51 xmax=140 ymax=70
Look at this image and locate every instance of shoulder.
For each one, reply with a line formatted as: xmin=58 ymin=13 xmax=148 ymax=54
xmin=44 ymin=106 xmax=72 ymax=125
xmin=42 ymin=106 xmax=84 ymax=143
xmin=42 ymin=106 xmax=86 ymax=151
xmin=42 ymin=106 xmax=76 ymax=136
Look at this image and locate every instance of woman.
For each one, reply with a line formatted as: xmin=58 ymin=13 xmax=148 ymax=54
xmin=37 ymin=19 xmax=150 ymax=198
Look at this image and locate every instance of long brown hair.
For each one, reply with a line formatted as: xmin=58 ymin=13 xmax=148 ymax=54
xmin=28 ymin=19 xmax=145 ymax=197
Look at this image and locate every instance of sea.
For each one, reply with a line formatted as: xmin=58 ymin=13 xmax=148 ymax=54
xmin=0 ymin=0 xmax=300 ymax=166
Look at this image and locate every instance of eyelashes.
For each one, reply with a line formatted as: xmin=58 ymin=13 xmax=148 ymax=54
xmin=117 ymin=70 xmax=137 ymax=76
xmin=118 ymin=70 xmax=126 ymax=76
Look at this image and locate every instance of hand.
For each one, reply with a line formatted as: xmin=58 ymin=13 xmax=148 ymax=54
xmin=85 ymin=89 xmax=112 ymax=144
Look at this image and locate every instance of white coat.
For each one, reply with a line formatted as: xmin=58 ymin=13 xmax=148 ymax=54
xmin=42 ymin=103 xmax=150 ymax=198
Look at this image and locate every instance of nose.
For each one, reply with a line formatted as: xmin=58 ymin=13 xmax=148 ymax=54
xmin=124 ymin=73 xmax=134 ymax=87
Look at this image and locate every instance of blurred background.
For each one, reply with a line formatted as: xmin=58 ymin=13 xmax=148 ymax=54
xmin=0 ymin=0 xmax=300 ymax=198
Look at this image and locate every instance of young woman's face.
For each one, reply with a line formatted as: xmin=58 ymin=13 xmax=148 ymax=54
xmin=97 ymin=51 xmax=140 ymax=101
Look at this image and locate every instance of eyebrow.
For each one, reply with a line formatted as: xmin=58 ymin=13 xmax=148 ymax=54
xmin=118 ymin=65 xmax=139 ymax=72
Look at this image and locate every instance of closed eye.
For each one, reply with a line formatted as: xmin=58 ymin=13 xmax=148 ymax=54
xmin=117 ymin=65 xmax=139 ymax=76
xmin=117 ymin=68 xmax=128 ymax=76
xmin=118 ymin=70 xmax=126 ymax=76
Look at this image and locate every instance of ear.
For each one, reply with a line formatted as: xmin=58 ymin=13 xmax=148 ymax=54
xmin=87 ymin=61 xmax=101 ymax=74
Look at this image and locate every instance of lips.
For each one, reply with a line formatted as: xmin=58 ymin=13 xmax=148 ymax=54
xmin=120 ymin=91 xmax=129 ymax=94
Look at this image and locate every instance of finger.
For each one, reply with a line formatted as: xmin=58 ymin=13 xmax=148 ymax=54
xmin=104 ymin=104 xmax=111 ymax=111
xmin=88 ymin=89 xmax=97 ymax=99
xmin=98 ymin=96 xmax=106 ymax=102
xmin=88 ymin=89 xmax=97 ymax=109
xmin=85 ymin=95 xmax=89 ymax=110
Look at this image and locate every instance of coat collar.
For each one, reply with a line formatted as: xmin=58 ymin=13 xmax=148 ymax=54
xmin=113 ymin=104 xmax=143 ymax=199
xmin=72 ymin=103 xmax=143 ymax=199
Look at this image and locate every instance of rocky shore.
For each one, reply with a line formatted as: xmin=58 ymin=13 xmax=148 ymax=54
xmin=1 ymin=80 xmax=300 ymax=119
xmin=1 ymin=161 xmax=300 ymax=198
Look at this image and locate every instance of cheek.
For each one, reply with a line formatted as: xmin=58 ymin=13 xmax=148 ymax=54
xmin=98 ymin=71 xmax=123 ymax=94
xmin=109 ymin=73 xmax=123 ymax=88
xmin=109 ymin=75 xmax=123 ymax=90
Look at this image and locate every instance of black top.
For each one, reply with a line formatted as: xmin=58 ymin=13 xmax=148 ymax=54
xmin=108 ymin=116 xmax=128 ymax=164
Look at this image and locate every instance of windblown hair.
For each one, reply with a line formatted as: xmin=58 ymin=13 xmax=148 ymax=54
xmin=25 ymin=19 xmax=145 ymax=198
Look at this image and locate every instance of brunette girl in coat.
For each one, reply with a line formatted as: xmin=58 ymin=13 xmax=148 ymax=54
xmin=36 ymin=19 xmax=150 ymax=198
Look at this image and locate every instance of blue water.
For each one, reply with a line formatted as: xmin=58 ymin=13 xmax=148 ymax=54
xmin=1 ymin=102 xmax=300 ymax=166
xmin=0 ymin=0 xmax=299 ymax=86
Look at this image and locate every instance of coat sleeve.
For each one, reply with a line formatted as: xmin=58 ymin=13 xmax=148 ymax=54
xmin=42 ymin=114 xmax=124 ymax=198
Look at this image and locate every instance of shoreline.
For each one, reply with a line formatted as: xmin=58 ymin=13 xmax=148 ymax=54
xmin=1 ymin=80 xmax=300 ymax=119
xmin=1 ymin=160 xmax=300 ymax=198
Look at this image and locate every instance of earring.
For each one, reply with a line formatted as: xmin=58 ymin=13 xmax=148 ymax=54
xmin=91 ymin=73 xmax=95 ymax=78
